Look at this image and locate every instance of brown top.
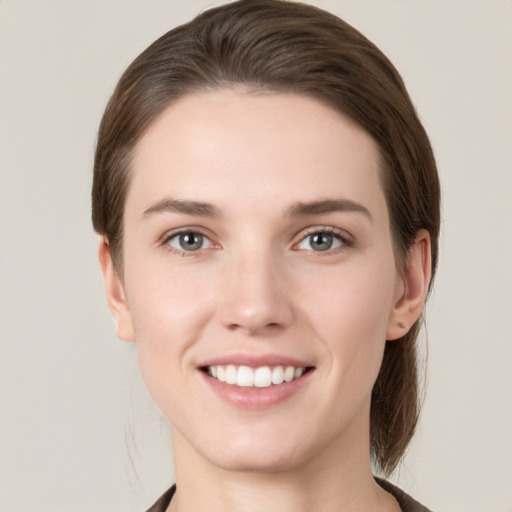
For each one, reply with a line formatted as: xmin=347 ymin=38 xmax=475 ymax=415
xmin=145 ymin=479 xmax=432 ymax=512
xmin=377 ymin=478 xmax=432 ymax=512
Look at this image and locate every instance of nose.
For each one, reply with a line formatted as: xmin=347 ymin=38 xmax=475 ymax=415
xmin=218 ymin=249 xmax=294 ymax=335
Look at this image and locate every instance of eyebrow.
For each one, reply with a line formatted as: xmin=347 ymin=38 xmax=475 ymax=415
xmin=142 ymin=197 xmax=372 ymax=221
xmin=142 ymin=198 xmax=221 ymax=218
xmin=286 ymin=199 xmax=373 ymax=221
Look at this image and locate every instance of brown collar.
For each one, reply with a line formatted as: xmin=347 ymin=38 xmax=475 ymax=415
xmin=145 ymin=480 xmax=433 ymax=512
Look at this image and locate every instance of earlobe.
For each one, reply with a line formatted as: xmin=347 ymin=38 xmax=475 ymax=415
xmin=98 ymin=237 xmax=135 ymax=342
xmin=387 ymin=230 xmax=432 ymax=340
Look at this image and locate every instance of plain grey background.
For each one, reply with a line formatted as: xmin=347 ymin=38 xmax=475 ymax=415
xmin=1 ymin=1 xmax=511 ymax=511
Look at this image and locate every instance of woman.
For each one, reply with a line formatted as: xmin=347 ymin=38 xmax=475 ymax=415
xmin=92 ymin=1 xmax=440 ymax=511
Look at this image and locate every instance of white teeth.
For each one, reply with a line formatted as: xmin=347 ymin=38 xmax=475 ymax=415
xmin=254 ymin=367 xmax=272 ymax=388
xmin=237 ymin=366 xmax=254 ymax=387
xmin=217 ymin=366 xmax=226 ymax=382
xmin=271 ymin=366 xmax=284 ymax=385
xmin=284 ymin=366 xmax=295 ymax=382
xmin=226 ymin=365 xmax=237 ymax=385
xmin=206 ymin=364 xmax=307 ymax=388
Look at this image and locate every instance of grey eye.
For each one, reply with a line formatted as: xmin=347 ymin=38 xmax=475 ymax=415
xmin=310 ymin=233 xmax=333 ymax=251
xmin=297 ymin=232 xmax=343 ymax=252
xmin=168 ymin=232 xmax=212 ymax=251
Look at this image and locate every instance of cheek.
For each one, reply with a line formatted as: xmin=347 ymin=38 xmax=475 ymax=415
xmin=123 ymin=261 xmax=216 ymax=388
xmin=126 ymin=253 xmax=215 ymax=330
xmin=303 ymin=256 xmax=396 ymax=332
xmin=299 ymin=258 xmax=397 ymax=381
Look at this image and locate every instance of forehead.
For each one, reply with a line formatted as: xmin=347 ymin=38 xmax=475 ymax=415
xmin=128 ymin=89 xmax=386 ymax=220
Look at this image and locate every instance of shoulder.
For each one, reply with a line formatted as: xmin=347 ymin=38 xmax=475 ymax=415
xmin=145 ymin=481 xmax=433 ymax=512
xmin=145 ymin=484 xmax=176 ymax=512
xmin=376 ymin=478 xmax=433 ymax=512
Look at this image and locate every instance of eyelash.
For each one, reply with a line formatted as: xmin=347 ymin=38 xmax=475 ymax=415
xmin=293 ymin=226 xmax=353 ymax=255
xmin=160 ymin=226 xmax=353 ymax=257
xmin=160 ymin=228 xmax=217 ymax=257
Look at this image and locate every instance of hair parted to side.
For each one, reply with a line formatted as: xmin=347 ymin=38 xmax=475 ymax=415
xmin=92 ymin=0 xmax=440 ymax=475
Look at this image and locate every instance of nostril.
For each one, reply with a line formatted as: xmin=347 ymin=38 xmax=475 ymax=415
xmin=219 ymin=286 xmax=295 ymax=334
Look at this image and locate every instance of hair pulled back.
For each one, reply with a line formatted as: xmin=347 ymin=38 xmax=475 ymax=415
xmin=92 ymin=0 xmax=440 ymax=475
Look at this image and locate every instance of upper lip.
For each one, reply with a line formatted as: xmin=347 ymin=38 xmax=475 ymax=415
xmin=198 ymin=353 xmax=315 ymax=369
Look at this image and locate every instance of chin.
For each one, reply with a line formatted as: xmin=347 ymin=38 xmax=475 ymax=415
xmin=210 ymin=448 xmax=304 ymax=474
xmin=200 ymin=427 xmax=319 ymax=474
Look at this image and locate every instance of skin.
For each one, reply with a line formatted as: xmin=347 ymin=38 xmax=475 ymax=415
xmin=100 ymin=89 xmax=431 ymax=512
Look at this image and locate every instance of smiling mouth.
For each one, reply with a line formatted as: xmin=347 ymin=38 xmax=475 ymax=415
xmin=201 ymin=365 xmax=314 ymax=388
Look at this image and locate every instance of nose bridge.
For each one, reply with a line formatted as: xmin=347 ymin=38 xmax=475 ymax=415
xmin=220 ymin=244 xmax=293 ymax=333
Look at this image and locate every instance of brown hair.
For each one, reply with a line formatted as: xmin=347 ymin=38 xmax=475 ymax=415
xmin=92 ymin=0 xmax=440 ymax=475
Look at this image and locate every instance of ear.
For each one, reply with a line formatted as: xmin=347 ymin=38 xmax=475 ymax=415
xmin=387 ymin=229 xmax=432 ymax=340
xmin=98 ymin=237 xmax=135 ymax=342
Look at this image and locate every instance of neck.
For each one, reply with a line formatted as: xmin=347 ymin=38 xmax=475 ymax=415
xmin=167 ymin=417 xmax=400 ymax=512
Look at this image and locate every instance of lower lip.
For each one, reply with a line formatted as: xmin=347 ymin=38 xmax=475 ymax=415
xmin=200 ymin=370 xmax=314 ymax=410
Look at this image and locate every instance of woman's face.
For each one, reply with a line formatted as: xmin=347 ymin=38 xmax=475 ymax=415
xmin=106 ymin=90 xmax=409 ymax=473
